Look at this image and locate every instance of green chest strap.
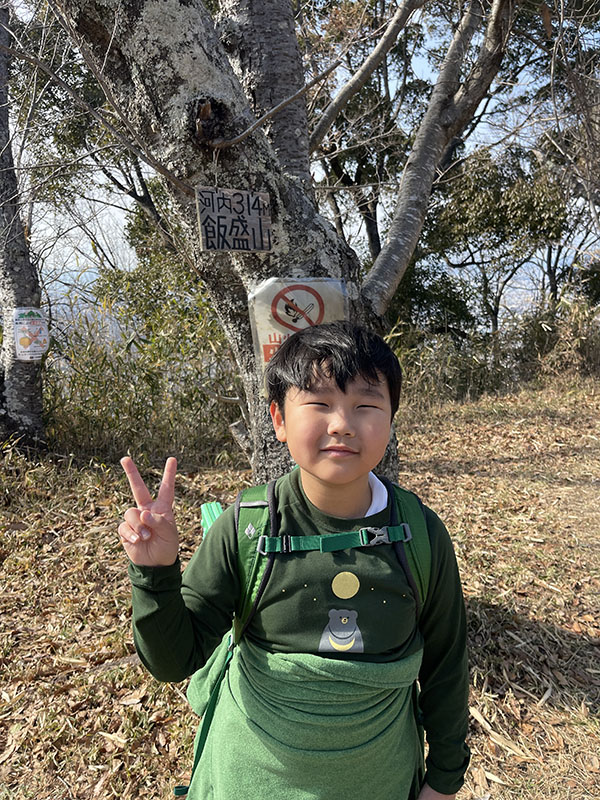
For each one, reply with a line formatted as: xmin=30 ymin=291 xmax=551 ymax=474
xmin=201 ymin=478 xmax=431 ymax=626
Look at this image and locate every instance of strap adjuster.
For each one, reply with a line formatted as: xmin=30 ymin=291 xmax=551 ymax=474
xmin=257 ymin=534 xmax=292 ymax=555
xmin=360 ymin=527 xmax=391 ymax=546
xmin=398 ymin=523 xmax=412 ymax=543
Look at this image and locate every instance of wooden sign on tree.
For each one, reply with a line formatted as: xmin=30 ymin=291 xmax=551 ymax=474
xmin=196 ymin=186 xmax=272 ymax=252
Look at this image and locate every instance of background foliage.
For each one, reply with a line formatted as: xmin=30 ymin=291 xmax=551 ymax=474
xmin=42 ymin=199 xmax=243 ymax=467
xmin=5 ymin=0 xmax=600 ymax=464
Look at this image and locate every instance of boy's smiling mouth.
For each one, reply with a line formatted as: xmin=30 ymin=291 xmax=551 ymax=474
xmin=321 ymin=445 xmax=359 ymax=455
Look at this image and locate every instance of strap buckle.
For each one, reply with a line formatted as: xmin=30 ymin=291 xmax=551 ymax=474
xmin=360 ymin=527 xmax=391 ymax=546
xmin=257 ymin=534 xmax=291 ymax=555
xmin=398 ymin=523 xmax=412 ymax=543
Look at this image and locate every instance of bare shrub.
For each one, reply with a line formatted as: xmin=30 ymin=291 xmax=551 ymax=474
xmin=43 ymin=297 xmax=245 ymax=468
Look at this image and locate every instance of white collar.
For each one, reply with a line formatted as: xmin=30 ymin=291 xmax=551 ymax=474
xmin=364 ymin=472 xmax=388 ymax=516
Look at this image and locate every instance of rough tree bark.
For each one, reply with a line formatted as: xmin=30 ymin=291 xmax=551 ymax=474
xmin=0 ymin=5 xmax=45 ymax=446
xmin=218 ymin=0 xmax=311 ymax=184
xmin=46 ymin=0 xmax=517 ymax=480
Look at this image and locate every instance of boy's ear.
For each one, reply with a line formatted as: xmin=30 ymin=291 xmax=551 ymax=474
xmin=269 ymin=401 xmax=287 ymax=442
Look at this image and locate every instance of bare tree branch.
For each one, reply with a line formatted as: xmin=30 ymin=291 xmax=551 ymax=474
xmin=309 ymin=0 xmax=428 ymax=153
xmin=0 ymin=35 xmax=195 ymax=198
xmin=209 ymin=58 xmax=341 ymax=150
xmin=361 ymin=0 xmax=517 ymax=317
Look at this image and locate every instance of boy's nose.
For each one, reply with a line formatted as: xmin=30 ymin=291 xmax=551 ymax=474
xmin=327 ymin=410 xmax=354 ymax=436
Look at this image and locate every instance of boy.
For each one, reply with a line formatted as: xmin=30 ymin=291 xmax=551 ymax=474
xmin=119 ymin=321 xmax=469 ymax=800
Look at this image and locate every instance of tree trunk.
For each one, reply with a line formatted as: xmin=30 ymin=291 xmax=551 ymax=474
xmin=357 ymin=194 xmax=382 ymax=261
xmin=217 ymin=0 xmax=311 ymax=185
xmin=53 ymin=0 xmax=365 ymax=479
xmin=362 ymin=0 xmax=517 ymax=315
xmin=546 ymin=244 xmax=559 ymax=311
xmin=50 ymin=0 xmax=516 ymax=479
xmin=0 ymin=8 xmax=45 ymax=446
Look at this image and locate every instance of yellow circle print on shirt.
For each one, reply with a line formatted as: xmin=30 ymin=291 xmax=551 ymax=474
xmin=331 ymin=571 xmax=360 ymax=600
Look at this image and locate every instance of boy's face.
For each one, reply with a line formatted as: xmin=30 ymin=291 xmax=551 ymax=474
xmin=270 ymin=372 xmax=393 ymax=496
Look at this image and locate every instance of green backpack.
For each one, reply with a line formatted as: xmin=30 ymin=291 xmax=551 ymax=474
xmin=174 ymin=476 xmax=431 ymax=797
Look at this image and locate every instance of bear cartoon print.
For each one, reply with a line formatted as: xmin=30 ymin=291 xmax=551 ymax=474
xmin=318 ymin=609 xmax=364 ymax=653
xmin=318 ymin=571 xmax=364 ymax=653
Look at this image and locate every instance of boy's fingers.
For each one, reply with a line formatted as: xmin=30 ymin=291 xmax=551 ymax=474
xmin=124 ymin=507 xmax=146 ymax=533
xmin=139 ymin=509 xmax=175 ymax=535
xmin=119 ymin=521 xmax=141 ymax=545
xmin=123 ymin=508 xmax=151 ymax=540
xmin=156 ymin=457 xmax=177 ymax=508
xmin=120 ymin=456 xmax=153 ymax=508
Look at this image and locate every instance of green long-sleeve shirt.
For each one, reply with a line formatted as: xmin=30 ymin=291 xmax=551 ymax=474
xmin=129 ymin=469 xmax=470 ymax=795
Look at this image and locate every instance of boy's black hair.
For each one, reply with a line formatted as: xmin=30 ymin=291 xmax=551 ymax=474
xmin=265 ymin=320 xmax=402 ymax=418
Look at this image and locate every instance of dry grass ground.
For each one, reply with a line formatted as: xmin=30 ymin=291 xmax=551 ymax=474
xmin=1 ymin=378 xmax=599 ymax=799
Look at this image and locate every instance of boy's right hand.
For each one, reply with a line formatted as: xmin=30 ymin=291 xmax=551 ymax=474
xmin=119 ymin=456 xmax=179 ymax=567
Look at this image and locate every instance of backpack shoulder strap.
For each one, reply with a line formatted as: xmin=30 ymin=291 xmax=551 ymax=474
xmin=391 ymin=484 xmax=431 ymax=608
xmin=233 ymin=480 xmax=278 ymax=641
xmin=183 ymin=484 xmax=277 ymax=798
xmin=377 ymin=477 xmax=431 ymax=614
xmin=200 ymin=481 xmax=278 ymax=644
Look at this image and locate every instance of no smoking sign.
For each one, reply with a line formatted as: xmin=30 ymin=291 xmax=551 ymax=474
xmin=249 ymin=278 xmax=348 ymax=368
xmin=271 ymin=284 xmax=325 ymax=331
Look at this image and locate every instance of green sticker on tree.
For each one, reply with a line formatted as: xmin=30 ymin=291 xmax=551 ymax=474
xmin=14 ymin=308 xmax=49 ymax=361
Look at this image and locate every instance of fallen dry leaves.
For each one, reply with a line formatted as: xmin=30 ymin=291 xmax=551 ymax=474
xmin=1 ymin=378 xmax=598 ymax=799
xmin=398 ymin=378 xmax=600 ymax=800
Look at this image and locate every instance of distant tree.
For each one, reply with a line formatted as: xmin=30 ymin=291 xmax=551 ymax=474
xmin=301 ymin=3 xmax=428 ymax=262
xmin=388 ymin=259 xmax=477 ymax=342
xmin=546 ymin=1 xmax=600 ymax=233
xmin=574 ymin=254 xmax=600 ymax=306
xmin=0 ymin=5 xmax=44 ymax=445
xmin=423 ymin=148 xmax=569 ymax=334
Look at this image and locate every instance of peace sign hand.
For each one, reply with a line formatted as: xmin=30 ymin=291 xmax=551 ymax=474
xmin=119 ymin=457 xmax=180 ymax=567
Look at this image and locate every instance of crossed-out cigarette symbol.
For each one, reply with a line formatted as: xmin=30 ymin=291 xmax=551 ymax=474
xmin=271 ymin=284 xmax=325 ymax=332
